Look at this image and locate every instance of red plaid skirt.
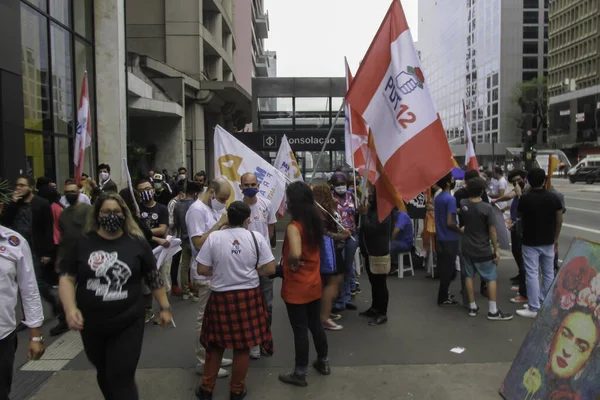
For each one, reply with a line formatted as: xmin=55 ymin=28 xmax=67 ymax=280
xmin=200 ymin=286 xmax=273 ymax=353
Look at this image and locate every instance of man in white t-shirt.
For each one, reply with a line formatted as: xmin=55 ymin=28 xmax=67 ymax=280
xmin=239 ymin=172 xmax=277 ymax=360
xmin=489 ymin=166 xmax=509 ymax=211
xmin=185 ymin=178 xmax=232 ymax=378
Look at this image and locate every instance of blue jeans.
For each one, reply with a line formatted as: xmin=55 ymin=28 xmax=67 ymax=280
xmin=259 ymin=275 xmax=274 ymax=326
xmin=391 ymin=241 xmax=412 ymax=263
xmin=334 ymin=234 xmax=359 ymax=309
xmin=522 ymin=245 xmax=555 ymax=312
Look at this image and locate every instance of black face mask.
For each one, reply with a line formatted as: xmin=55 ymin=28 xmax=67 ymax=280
xmin=98 ymin=212 xmax=125 ymax=233
xmin=65 ymin=193 xmax=79 ymax=205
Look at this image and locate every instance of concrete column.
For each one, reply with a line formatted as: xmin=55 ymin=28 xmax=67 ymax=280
xmin=191 ymin=103 xmax=207 ymax=174
xmin=165 ymin=0 xmax=203 ymax=80
xmin=95 ymin=0 xmax=128 ymax=189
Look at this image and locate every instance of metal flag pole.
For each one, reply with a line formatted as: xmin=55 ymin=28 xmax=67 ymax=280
xmin=308 ymin=100 xmax=345 ymax=184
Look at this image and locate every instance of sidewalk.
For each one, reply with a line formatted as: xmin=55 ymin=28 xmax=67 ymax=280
xmin=14 ymin=255 xmax=531 ymax=400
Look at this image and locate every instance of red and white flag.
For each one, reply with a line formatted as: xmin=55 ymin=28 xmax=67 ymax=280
xmin=462 ymin=100 xmax=479 ymax=170
xmin=347 ymin=0 xmax=454 ymax=221
xmin=344 ymin=58 xmax=375 ymax=183
xmin=74 ymin=72 xmax=92 ymax=181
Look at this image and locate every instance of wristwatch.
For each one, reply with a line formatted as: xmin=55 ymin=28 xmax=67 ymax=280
xmin=30 ymin=336 xmax=44 ymax=343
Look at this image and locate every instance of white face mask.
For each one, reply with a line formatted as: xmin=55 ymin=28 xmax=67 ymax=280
xmin=99 ymin=172 xmax=109 ymax=182
xmin=334 ymin=185 xmax=347 ymax=195
xmin=211 ymin=197 xmax=226 ymax=211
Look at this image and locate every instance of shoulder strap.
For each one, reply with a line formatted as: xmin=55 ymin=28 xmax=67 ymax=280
xmin=250 ymin=230 xmax=259 ymax=267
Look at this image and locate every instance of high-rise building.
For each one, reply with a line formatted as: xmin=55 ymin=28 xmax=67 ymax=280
xmin=547 ymin=0 xmax=600 ymax=156
xmin=418 ymin=0 xmax=548 ymax=163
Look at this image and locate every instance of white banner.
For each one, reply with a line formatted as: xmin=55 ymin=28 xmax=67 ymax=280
xmin=213 ymin=125 xmax=286 ymax=208
xmin=274 ymin=134 xmax=303 ymax=183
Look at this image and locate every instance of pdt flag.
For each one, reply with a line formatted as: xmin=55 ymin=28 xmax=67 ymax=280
xmin=463 ymin=100 xmax=479 ymax=170
xmin=347 ymin=0 xmax=454 ymax=221
xmin=74 ymin=72 xmax=92 ymax=181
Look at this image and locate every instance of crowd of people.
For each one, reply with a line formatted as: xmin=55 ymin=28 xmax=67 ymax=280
xmin=0 ymin=160 xmax=565 ymax=400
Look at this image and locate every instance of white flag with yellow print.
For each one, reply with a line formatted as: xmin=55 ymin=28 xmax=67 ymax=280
xmin=274 ymin=135 xmax=303 ymax=183
xmin=213 ymin=125 xmax=287 ymax=208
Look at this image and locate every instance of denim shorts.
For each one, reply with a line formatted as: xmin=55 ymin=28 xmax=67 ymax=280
xmin=462 ymin=257 xmax=497 ymax=282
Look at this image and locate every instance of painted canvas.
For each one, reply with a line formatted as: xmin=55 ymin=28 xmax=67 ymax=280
xmin=501 ymin=238 xmax=600 ymax=400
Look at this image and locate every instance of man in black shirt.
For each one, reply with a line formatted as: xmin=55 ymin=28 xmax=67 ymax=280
xmin=516 ymin=168 xmax=563 ymax=319
xmin=136 ymin=178 xmax=169 ymax=320
xmin=51 ymin=180 xmax=92 ymax=336
xmin=0 ymin=176 xmax=57 ymax=317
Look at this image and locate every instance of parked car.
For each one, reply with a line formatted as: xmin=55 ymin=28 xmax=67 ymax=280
xmin=569 ymin=166 xmax=600 ymax=184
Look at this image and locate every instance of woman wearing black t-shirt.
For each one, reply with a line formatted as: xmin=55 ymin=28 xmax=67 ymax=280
xmin=58 ymin=193 xmax=172 ymax=400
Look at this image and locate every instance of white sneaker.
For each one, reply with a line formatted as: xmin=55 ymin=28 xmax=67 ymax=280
xmin=323 ymin=319 xmax=343 ymax=331
xmin=182 ymin=293 xmax=190 ymax=300
xmin=221 ymin=357 xmax=233 ymax=367
xmin=250 ymin=345 xmax=261 ymax=360
xmin=516 ymin=309 xmax=538 ymax=319
xmin=195 ymin=363 xmax=229 ymax=378
xmin=522 ymin=304 xmax=529 ymax=309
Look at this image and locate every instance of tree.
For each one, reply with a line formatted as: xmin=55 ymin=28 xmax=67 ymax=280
xmin=512 ymin=77 xmax=548 ymax=144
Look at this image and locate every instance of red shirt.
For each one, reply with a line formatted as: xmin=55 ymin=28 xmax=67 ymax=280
xmin=281 ymin=221 xmax=321 ymax=304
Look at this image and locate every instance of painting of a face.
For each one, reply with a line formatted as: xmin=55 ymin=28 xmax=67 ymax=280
xmin=550 ymin=311 xmax=598 ymax=379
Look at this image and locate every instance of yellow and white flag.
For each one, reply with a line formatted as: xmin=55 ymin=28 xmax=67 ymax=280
xmin=213 ymin=125 xmax=286 ymax=208
xmin=274 ymin=135 xmax=303 ymax=183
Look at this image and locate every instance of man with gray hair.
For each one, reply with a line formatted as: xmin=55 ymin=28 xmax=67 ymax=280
xmin=186 ymin=178 xmax=233 ymax=378
xmin=239 ymin=172 xmax=277 ymax=359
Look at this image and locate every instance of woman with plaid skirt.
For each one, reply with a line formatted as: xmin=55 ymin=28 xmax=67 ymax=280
xmin=195 ymin=201 xmax=276 ymax=400
xmin=278 ymin=182 xmax=331 ymax=387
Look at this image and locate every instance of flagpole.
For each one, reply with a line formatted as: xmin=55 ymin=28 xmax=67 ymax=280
xmin=360 ymin=139 xmax=372 ymax=204
xmin=309 ymin=100 xmax=345 ymax=184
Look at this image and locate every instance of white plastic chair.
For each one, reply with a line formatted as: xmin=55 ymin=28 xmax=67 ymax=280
xmin=398 ymin=251 xmax=414 ymax=278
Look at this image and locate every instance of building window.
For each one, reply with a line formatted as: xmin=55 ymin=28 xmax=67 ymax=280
xmin=523 ymin=71 xmax=538 ymax=81
xmin=523 ymin=42 xmax=538 ymax=54
xmin=523 ymin=11 xmax=538 ymax=24
xmin=20 ymin=0 xmax=96 ymax=186
xmin=523 ymin=0 xmax=539 ymax=9
xmin=523 ymin=26 xmax=539 ymax=39
xmin=523 ymin=57 xmax=539 ymax=69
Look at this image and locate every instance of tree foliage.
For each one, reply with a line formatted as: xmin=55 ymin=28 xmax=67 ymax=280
xmin=512 ymin=77 xmax=548 ymax=141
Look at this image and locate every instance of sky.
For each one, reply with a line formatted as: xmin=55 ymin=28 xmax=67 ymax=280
xmin=263 ymin=0 xmax=419 ymax=77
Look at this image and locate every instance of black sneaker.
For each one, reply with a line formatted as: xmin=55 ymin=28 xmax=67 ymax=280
xmin=313 ymin=360 xmax=331 ymax=375
xmin=468 ymin=306 xmax=480 ymax=317
xmin=355 ymin=286 xmax=362 ymax=294
xmin=487 ymin=310 xmax=513 ymax=321
xmin=345 ymin=303 xmax=358 ymax=311
xmin=350 ymin=289 xmax=357 ymax=296
xmin=230 ymin=388 xmax=247 ymax=400
xmin=278 ymin=372 xmax=308 ymax=387
xmin=439 ymin=299 xmax=459 ymax=306
xmin=50 ymin=321 xmax=69 ymax=336
xmin=195 ymin=387 xmax=213 ymax=400
xmin=359 ymin=308 xmax=378 ymax=318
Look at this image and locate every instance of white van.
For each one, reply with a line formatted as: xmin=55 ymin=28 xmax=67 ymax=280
xmin=568 ymin=155 xmax=600 ymax=178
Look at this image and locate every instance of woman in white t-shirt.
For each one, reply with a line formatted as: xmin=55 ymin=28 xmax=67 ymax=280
xmin=195 ymin=201 xmax=276 ymax=400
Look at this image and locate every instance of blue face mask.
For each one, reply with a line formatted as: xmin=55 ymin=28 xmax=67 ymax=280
xmin=242 ymin=187 xmax=259 ymax=198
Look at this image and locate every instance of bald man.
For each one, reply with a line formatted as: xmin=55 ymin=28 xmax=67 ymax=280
xmin=186 ymin=178 xmax=232 ymax=378
xmin=240 ymin=173 xmax=277 ymax=359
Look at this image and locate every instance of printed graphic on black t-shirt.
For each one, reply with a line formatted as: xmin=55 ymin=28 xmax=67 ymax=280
xmin=86 ymin=250 xmax=132 ymax=301
xmin=139 ymin=203 xmax=168 ymax=230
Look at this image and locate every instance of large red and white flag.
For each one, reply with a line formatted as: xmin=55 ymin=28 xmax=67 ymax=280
xmin=74 ymin=72 xmax=92 ymax=181
xmin=462 ymin=100 xmax=479 ymax=170
xmin=347 ymin=0 xmax=454 ymax=221
xmin=344 ymin=58 xmax=375 ymax=183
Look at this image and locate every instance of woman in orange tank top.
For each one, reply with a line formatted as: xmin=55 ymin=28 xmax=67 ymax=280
xmin=279 ymin=182 xmax=330 ymax=387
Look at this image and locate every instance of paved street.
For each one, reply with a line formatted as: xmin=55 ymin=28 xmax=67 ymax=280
xmin=9 ymin=181 xmax=600 ymax=399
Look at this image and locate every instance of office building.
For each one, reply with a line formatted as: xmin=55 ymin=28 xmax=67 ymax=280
xmin=547 ymin=0 xmax=600 ymax=157
xmin=0 ymin=0 xmax=269 ymax=186
xmin=418 ymin=0 xmax=548 ymax=163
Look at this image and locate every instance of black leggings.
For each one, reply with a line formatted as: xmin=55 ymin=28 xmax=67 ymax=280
xmin=364 ymin=254 xmax=389 ymax=315
xmin=285 ymin=299 xmax=328 ymax=371
xmin=81 ymin=318 xmax=145 ymax=400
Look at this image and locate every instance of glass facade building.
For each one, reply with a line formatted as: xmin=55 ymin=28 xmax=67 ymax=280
xmin=418 ymin=0 xmax=548 ymax=160
xmin=20 ymin=0 xmax=97 ymax=187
